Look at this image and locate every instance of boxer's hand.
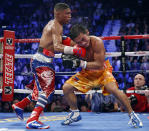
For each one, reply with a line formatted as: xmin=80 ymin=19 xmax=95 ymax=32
xmin=64 ymin=44 xmax=86 ymax=59
xmin=62 ymin=54 xmax=80 ymax=68
xmin=73 ymin=45 xmax=86 ymax=58
xmin=62 ymin=54 xmax=87 ymax=69
xmin=62 ymin=36 xmax=71 ymax=46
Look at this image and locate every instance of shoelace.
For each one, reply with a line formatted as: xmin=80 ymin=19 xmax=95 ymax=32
xmin=66 ymin=112 xmax=73 ymax=119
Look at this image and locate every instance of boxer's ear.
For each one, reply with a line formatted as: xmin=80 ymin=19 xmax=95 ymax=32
xmin=86 ymin=29 xmax=89 ymax=35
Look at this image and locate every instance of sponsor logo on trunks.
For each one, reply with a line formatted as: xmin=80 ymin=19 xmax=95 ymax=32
xmin=41 ymin=70 xmax=54 ymax=88
xmin=5 ymin=53 xmax=14 ymax=84
xmin=82 ymin=86 xmax=85 ymax=89
xmin=4 ymin=86 xmax=12 ymax=94
xmin=73 ymin=76 xmax=79 ymax=81
xmin=103 ymin=63 xmax=107 ymax=68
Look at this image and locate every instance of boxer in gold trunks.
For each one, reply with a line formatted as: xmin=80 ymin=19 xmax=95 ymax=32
xmin=61 ymin=24 xmax=143 ymax=128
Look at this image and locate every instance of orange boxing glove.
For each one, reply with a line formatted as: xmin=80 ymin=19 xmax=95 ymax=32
xmin=62 ymin=36 xmax=71 ymax=46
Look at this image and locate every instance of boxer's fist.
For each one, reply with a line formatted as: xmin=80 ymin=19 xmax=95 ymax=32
xmin=62 ymin=54 xmax=80 ymax=68
xmin=73 ymin=45 xmax=86 ymax=58
xmin=62 ymin=36 xmax=71 ymax=46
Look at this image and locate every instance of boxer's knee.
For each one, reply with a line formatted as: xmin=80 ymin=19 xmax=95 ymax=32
xmin=104 ymin=82 xmax=119 ymax=94
xmin=63 ymin=83 xmax=76 ymax=94
xmin=62 ymin=83 xmax=70 ymax=93
xmin=39 ymin=90 xmax=54 ymax=103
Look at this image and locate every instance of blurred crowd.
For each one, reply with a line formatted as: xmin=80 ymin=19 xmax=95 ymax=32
xmin=0 ymin=0 xmax=149 ymax=112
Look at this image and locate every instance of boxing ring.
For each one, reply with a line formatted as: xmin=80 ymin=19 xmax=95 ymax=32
xmin=0 ymin=30 xmax=149 ymax=130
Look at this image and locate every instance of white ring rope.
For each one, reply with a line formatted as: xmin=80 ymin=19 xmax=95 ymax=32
xmin=0 ymin=89 xmax=102 ymax=94
xmin=0 ymin=89 xmax=148 ymax=94
xmin=4 ymin=70 xmax=149 ymax=77
xmin=1 ymin=70 xmax=149 ymax=77
xmin=0 ymin=51 xmax=149 ymax=59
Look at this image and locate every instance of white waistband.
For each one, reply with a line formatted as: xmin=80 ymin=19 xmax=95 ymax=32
xmin=33 ymin=53 xmax=53 ymax=63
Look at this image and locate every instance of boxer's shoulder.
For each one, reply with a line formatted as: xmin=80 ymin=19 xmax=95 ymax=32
xmin=87 ymin=36 xmax=103 ymax=51
xmin=90 ymin=35 xmax=102 ymax=41
xmin=43 ymin=20 xmax=62 ymax=33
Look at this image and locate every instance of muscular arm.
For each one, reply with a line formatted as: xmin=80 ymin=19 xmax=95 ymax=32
xmin=52 ymin=25 xmax=66 ymax=53
xmin=85 ymin=38 xmax=105 ymax=70
xmin=52 ymin=25 xmax=75 ymax=53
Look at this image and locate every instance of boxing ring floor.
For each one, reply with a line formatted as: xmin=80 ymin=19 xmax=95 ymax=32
xmin=0 ymin=112 xmax=148 ymax=131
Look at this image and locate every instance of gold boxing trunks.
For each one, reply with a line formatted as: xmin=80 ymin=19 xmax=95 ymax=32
xmin=66 ymin=59 xmax=118 ymax=96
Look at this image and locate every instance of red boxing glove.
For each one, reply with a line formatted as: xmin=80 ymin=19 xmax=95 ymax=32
xmin=73 ymin=45 xmax=86 ymax=58
xmin=62 ymin=36 xmax=71 ymax=46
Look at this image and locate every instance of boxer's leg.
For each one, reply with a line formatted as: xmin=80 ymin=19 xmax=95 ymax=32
xmin=12 ymin=94 xmax=33 ymax=120
xmin=104 ymin=82 xmax=143 ymax=128
xmin=104 ymin=82 xmax=132 ymax=114
xmin=26 ymin=61 xmax=55 ymax=129
xmin=12 ymin=78 xmax=35 ymax=120
xmin=26 ymin=93 xmax=49 ymax=129
xmin=61 ymin=83 xmax=81 ymax=125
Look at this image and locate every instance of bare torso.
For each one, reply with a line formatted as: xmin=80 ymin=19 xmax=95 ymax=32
xmin=85 ymin=36 xmax=105 ymax=62
xmin=39 ymin=20 xmax=63 ymax=53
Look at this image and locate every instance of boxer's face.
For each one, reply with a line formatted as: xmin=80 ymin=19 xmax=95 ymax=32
xmin=134 ymin=74 xmax=145 ymax=89
xmin=59 ymin=8 xmax=71 ymax=24
xmin=74 ymin=33 xmax=90 ymax=48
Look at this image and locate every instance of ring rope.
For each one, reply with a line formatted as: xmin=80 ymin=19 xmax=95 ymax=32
xmin=0 ymin=34 xmax=149 ymax=43
xmin=0 ymin=89 xmax=102 ymax=94
xmin=13 ymin=34 xmax=149 ymax=42
xmin=0 ymin=51 xmax=149 ymax=59
xmin=0 ymin=70 xmax=149 ymax=77
xmin=0 ymin=89 xmax=147 ymax=95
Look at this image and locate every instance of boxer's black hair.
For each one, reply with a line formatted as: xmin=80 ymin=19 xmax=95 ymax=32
xmin=54 ymin=3 xmax=70 ymax=11
xmin=70 ymin=24 xmax=87 ymax=40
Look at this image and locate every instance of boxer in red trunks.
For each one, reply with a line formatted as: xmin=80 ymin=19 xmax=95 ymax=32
xmin=12 ymin=3 xmax=86 ymax=129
